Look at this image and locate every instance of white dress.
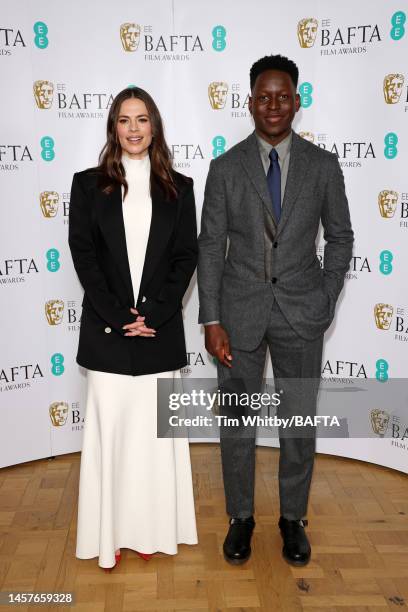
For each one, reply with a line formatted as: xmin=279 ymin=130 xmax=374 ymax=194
xmin=76 ymin=154 xmax=198 ymax=568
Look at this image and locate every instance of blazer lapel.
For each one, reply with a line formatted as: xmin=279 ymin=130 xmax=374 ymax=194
xmin=137 ymin=181 xmax=177 ymax=301
xmin=276 ymin=132 xmax=310 ymax=237
xmin=240 ymin=132 xmax=278 ymax=228
xmin=96 ymin=183 xmax=134 ymax=305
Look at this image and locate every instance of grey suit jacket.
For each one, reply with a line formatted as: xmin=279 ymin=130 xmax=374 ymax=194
xmin=197 ymin=130 xmax=353 ymax=350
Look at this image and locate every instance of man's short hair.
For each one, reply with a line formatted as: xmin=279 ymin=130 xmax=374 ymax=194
xmin=250 ymin=54 xmax=299 ymax=90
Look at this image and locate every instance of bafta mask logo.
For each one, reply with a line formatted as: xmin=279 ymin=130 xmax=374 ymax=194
xmin=208 ymin=81 xmax=229 ymax=110
xmin=40 ymin=191 xmax=59 ymax=218
xmin=370 ymin=408 xmax=390 ymax=437
xmin=383 ymin=73 xmax=405 ymax=104
xmin=299 ymin=131 xmax=315 ymax=143
xmin=120 ymin=23 xmax=141 ymax=52
xmin=374 ymin=303 xmax=393 ymax=330
xmin=45 ymin=299 xmax=64 ymax=326
xmin=297 ymin=18 xmax=318 ymax=48
xmin=378 ymin=190 xmax=398 ymax=218
xmin=33 ymin=80 xmax=54 ymax=109
xmin=49 ymin=401 xmax=69 ymax=427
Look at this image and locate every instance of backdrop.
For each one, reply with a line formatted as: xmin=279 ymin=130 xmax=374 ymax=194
xmin=1 ymin=0 xmax=407 ymax=472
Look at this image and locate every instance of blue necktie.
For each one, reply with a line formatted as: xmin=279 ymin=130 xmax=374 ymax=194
xmin=267 ymin=148 xmax=281 ymax=223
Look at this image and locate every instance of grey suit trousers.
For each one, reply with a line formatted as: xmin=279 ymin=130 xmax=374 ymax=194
xmin=217 ymin=298 xmax=323 ymax=520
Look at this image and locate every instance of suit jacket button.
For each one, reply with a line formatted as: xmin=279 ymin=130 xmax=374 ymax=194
xmin=142 ymin=296 xmax=147 ymax=302
xmin=104 ymin=327 xmax=112 ymax=333
xmin=273 ymin=242 xmax=278 ymax=248
xmin=271 ymin=277 xmax=277 ymax=284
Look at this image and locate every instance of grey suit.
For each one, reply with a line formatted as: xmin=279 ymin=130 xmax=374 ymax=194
xmin=197 ymin=130 xmax=353 ymax=520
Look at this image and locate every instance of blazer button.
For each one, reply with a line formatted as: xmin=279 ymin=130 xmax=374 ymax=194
xmin=141 ymin=296 xmax=147 ymax=302
xmin=271 ymin=277 xmax=277 ymax=284
xmin=273 ymin=242 xmax=278 ymax=248
xmin=104 ymin=327 xmax=112 ymax=334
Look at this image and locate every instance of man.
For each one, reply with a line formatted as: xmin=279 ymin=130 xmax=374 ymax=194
xmin=197 ymin=55 xmax=353 ymax=566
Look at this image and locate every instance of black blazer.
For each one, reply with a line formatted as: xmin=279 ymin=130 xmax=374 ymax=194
xmin=68 ymin=169 xmax=197 ymax=376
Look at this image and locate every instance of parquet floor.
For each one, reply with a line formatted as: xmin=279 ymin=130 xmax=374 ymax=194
xmin=0 ymin=444 xmax=407 ymax=611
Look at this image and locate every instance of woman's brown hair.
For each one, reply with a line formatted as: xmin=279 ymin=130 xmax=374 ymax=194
xmin=98 ymin=87 xmax=178 ymax=200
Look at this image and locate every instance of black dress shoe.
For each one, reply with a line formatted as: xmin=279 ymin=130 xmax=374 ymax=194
xmin=278 ymin=516 xmax=311 ymax=566
xmin=223 ymin=516 xmax=255 ymax=565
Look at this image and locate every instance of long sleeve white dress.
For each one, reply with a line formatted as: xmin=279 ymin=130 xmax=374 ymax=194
xmin=75 ymin=154 xmax=198 ymax=568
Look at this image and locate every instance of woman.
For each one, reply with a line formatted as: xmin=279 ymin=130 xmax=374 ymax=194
xmin=68 ymin=87 xmax=198 ymax=570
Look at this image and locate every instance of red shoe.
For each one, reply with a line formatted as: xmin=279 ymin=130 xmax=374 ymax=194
xmin=103 ymin=551 xmax=121 ymax=573
xmin=136 ymin=551 xmax=152 ymax=561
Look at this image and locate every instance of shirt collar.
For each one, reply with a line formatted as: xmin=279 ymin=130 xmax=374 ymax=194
xmin=256 ymin=130 xmax=292 ymax=160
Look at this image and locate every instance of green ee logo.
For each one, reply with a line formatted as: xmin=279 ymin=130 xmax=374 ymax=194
xmin=51 ymin=353 xmax=65 ymax=376
xmin=46 ymin=248 xmax=60 ymax=272
xmin=41 ymin=136 xmax=55 ymax=161
xmin=390 ymin=11 xmax=406 ymax=40
xmin=375 ymin=358 xmax=389 ymax=382
xmin=212 ymin=135 xmax=226 ymax=158
xmin=384 ymin=132 xmax=398 ymax=159
xmin=212 ymin=25 xmax=226 ymax=52
xmin=34 ymin=22 xmax=49 ymax=49
xmin=379 ymin=250 xmax=393 ymax=275
xmin=299 ymin=82 xmax=313 ymax=108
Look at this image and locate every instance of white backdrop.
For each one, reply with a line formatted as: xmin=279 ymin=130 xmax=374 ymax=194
xmin=1 ymin=0 xmax=407 ymax=472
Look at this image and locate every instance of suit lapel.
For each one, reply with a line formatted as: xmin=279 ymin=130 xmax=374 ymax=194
xmin=137 ymin=181 xmax=177 ymax=301
xmin=276 ymin=132 xmax=310 ymax=237
xmin=239 ymin=132 xmax=278 ymax=228
xmin=96 ymin=183 xmax=134 ymax=305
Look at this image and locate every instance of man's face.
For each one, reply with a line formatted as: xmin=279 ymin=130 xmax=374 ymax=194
xmin=379 ymin=191 xmax=398 ymax=218
xmin=40 ymin=191 xmax=59 ymax=217
xmin=384 ymin=74 xmax=404 ymax=104
xmin=249 ymin=70 xmax=300 ymax=145
xmin=298 ymin=19 xmax=318 ymax=48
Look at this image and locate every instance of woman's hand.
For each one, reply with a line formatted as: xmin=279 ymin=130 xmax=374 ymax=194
xmin=122 ymin=308 xmax=156 ymax=337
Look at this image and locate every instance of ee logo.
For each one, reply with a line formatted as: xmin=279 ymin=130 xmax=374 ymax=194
xmin=212 ymin=25 xmax=226 ymax=52
xmin=299 ymin=82 xmax=313 ymax=108
xmin=46 ymin=248 xmax=60 ymax=272
xmin=379 ymin=250 xmax=393 ymax=275
xmin=375 ymin=358 xmax=389 ymax=382
xmin=41 ymin=136 xmax=55 ymax=161
xmin=34 ymin=22 xmax=49 ymax=49
xmin=384 ymin=133 xmax=398 ymax=159
xmin=51 ymin=353 xmax=65 ymax=376
xmin=390 ymin=11 xmax=406 ymax=40
xmin=212 ymin=135 xmax=226 ymax=158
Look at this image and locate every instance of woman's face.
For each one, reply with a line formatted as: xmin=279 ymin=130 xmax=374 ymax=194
xmin=116 ymin=97 xmax=153 ymax=159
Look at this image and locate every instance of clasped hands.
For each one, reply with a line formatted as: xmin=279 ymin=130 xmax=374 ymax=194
xmin=122 ymin=307 xmax=156 ymax=338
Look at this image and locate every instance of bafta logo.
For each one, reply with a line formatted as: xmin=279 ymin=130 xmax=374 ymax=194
xmin=374 ymin=303 xmax=393 ymax=331
xmin=208 ymin=82 xmax=229 ymax=110
xmin=299 ymin=131 xmax=315 ymax=143
xmin=370 ymin=408 xmax=390 ymax=437
xmin=45 ymin=299 xmax=64 ymax=326
xmin=383 ymin=73 xmax=404 ymax=104
xmin=40 ymin=191 xmax=59 ymax=218
xmin=297 ymin=18 xmax=318 ymax=48
xmin=120 ymin=23 xmax=141 ymax=52
xmin=378 ymin=190 xmax=398 ymax=218
xmin=49 ymin=401 xmax=69 ymax=427
xmin=33 ymin=80 xmax=54 ymax=109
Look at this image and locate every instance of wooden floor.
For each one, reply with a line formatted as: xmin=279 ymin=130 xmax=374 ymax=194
xmin=0 ymin=444 xmax=407 ymax=612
